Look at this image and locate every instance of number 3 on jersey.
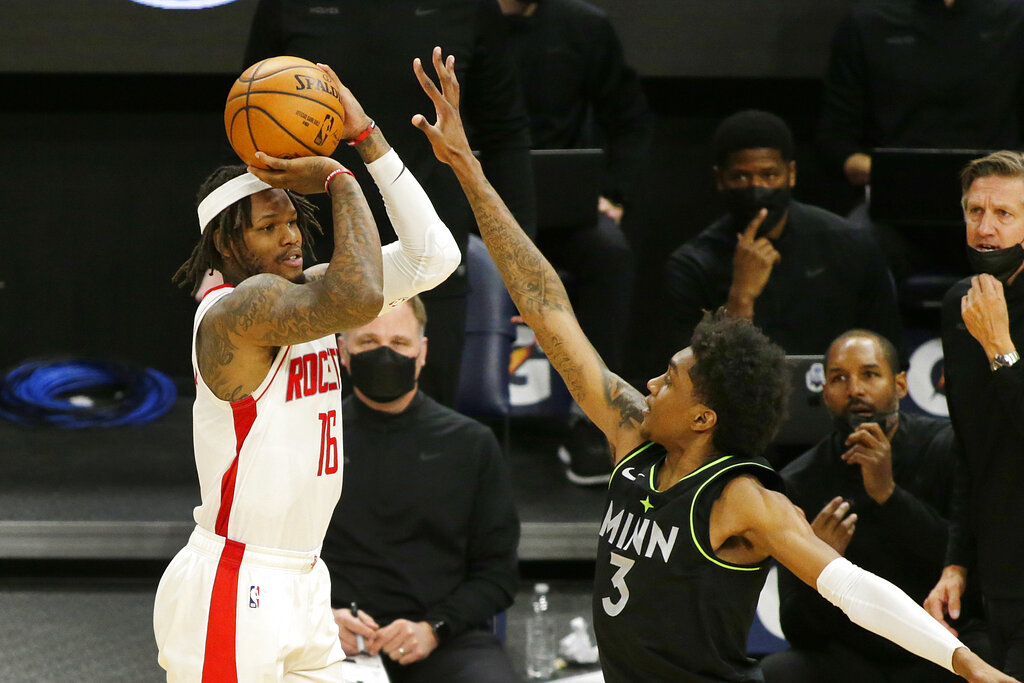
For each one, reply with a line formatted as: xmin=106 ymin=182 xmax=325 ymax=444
xmin=602 ymin=552 xmax=635 ymax=617
xmin=317 ymin=410 xmax=338 ymax=476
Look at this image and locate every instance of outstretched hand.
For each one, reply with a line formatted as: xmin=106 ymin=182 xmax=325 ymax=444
xmin=411 ymin=47 xmax=473 ymax=168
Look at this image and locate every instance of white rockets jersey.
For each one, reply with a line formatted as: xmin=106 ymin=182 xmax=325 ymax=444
xmin=190 ymin=285 xmax=344 ymax=552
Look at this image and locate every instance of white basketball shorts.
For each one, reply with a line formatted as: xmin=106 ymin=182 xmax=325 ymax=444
xmin=153 ymin=525 xmax=344 ymax=682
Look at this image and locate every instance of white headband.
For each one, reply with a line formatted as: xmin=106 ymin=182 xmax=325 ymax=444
xmin=197 ymin=173 xmax=273 ymax=233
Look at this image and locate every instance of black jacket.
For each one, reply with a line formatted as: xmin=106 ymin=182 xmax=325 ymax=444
xmin=818 ymin=0 xmax=1024 ymax=172
xmin=321 ymin=392 xmax=520 ymax=637
xmin=778 ymin=412 xmax=973 ymax=662
xmin=665 ymin=201 xmax=904 ymax=356
xmin=503 ymin=0 xmax=652 ymax=206
xmin=942 ymin=275 xmax=1024 ymax=598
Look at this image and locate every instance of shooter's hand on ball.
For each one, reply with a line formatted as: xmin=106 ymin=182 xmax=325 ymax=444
xmin=248 ymin=153 xmax=345 ymax=195
xmin=411 ymin=47 xmax=472 ymax=167
xmin=315 ymin=63 xmax=374 ymax=141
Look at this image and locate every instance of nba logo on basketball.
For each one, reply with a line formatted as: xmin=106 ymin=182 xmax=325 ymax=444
xmin=249 ymin=585 xmax=260 ymax=608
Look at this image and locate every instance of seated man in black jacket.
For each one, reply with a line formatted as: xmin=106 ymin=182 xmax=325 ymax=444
xmin=761 ymin=329 xmax=988 ymax=683
xmin=665 ymin=110 xmax=904 ymax=359
xmin=324 ymin=296 xmax=521 ymax=683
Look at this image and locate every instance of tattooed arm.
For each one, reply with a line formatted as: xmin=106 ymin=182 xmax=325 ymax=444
xmin=197 ymin=151 xmax=384 ymax=399
xmin=197 ymin=67 xmax=386 ymax=399
xmin=226 ymin=156 xmax=384 ymax=338
xmin=221 ymin=61 xmax=388 ymax=339
xmin=302 ymin=120 xmax=394 ymax=287
xmin=412 ymin=48 xmax=646 ymax=461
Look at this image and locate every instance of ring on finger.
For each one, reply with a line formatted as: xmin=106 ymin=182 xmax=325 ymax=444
xmin=398 ymin=647 xmax=406 ymax=657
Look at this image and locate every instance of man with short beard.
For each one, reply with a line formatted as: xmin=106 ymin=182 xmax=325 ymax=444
xmin=927 ymin=150 xmax=1024 ymax=678
xmin=763 ymin=329 xmax=989 ymax=683
xmin=665 ymin=110 xmax=904 ymax=357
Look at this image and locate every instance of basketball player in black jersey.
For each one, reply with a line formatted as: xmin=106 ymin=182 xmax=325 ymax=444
xmin=411 ymin=47 xmax=1018 ymax=683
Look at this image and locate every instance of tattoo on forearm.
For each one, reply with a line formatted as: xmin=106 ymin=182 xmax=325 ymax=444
xmin=463 ymin=179 xmax=572 ymax=316
xmin=449 ymin=158 xmax=647 ymax=448
xmin=541 ymin=333 xmax=588 ymax=402
xmin=354 ymin=128 xmax=390 ymax=165
xmin=199 ymin=169 xmax=382 ymax=396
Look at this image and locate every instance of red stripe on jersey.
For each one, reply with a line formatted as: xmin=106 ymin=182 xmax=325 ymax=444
xmin=202 ymin=283 xmax=234 ymax=301
xmin=201 ymin=538 xmax=245 ymax=683
xmin=255 ymin=347 xmax=291 ymax=403
xmin=216 ymin=396 xmax=257 ymax=537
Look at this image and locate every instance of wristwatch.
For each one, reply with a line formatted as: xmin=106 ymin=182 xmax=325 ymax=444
xmin=428 ymin=619 xmax=451 ymax=644
xmin=990 ymin=350 xmax=1020 ymax=372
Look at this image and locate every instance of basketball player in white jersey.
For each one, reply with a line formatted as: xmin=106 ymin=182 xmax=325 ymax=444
xmin=154 ymin=63 xmax=460 ymax=682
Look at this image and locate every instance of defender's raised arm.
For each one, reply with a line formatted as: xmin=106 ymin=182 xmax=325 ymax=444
xmin=412 ymin=47 xmax=645 ymax=462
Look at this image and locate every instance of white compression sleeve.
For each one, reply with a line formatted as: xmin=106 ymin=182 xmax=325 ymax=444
xmin=816 ymin=557 xmax=963 ymax=673
xmin=365 ymin=149 xmax=461 ymax=316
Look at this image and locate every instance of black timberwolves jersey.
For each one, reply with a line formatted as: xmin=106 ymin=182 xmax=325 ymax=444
xmin=593 ymin=441 xmax=783 ymax=683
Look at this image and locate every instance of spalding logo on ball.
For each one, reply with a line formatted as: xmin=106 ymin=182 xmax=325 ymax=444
xmin=225 ymin=56 xmax=346 ymax=169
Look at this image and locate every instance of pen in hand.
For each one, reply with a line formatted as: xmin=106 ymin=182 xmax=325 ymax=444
xmin=350 ymin=601 xmax=365 ymax=653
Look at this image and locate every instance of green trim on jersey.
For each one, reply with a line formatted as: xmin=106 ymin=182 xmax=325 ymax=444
xmin=689 ymin=460 xmax=777 ymax=572
xmin=649 ymin=454 xmax=733 ymax=493
xmin=608 ymin=441 xmax=657 ymax=488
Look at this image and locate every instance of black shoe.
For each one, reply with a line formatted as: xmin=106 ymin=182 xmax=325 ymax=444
xmin=560 ymin=414 xmax=612 ymax=486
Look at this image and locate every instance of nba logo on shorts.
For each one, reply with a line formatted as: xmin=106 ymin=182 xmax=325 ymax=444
xmin=249 ymin=585 xmax=260 ymax=608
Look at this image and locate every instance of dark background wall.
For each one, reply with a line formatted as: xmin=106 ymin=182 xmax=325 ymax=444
xmin=0 ymin=0 xmax=861 ymax=385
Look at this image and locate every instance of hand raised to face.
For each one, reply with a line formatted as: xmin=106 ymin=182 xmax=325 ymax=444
xmin=842 ymin=422 xmax=895 ymax=505
xmin=961 ymin=274 xmax=1016 ymax=362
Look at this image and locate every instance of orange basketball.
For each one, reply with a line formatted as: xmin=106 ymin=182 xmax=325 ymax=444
xmin=225 ymin=56 xmax=346 ymax=169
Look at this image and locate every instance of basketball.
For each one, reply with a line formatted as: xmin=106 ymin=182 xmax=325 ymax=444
xmin=225 ymin=56 xmax=346 ymax=168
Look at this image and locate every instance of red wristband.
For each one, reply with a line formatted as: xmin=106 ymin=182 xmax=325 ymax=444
xmin=324 ymin=166 xmax=355 ymax=195
xmin=345 ymin=119 xmax=376 ymax=146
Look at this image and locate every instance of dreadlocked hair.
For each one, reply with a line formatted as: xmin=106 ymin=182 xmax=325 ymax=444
xmin=172 ymin=164 xmax=323 ymax=296
xmin=688 ymin=308 xmax=790 ymax=458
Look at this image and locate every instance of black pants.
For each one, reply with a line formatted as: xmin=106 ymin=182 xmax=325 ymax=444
xmin=381 ymin=629 xmax=519 ymax=683
xmin=986 ymin=598 xmax=1024 ymax=678
xmin=536 ymin=213 xmax=635 ymax=373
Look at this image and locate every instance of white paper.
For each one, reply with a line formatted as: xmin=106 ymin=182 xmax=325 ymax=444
xmin=340 ymin=652 xmax=391 ymax=683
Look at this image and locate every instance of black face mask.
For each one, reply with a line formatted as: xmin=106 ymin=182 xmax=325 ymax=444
xmin=965 ymin=243 xmax=1024 ymax=282
xmin=348 ymin=346 xmax=417 ymax=403
xmin=831 ymin=409 xmax=899 ymax=440
xmin=721 ymin=186 xmax=791 ymax=237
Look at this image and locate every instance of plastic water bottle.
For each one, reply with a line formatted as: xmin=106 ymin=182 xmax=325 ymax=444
xmin=526 ymin=583 xmax=556 ymax=679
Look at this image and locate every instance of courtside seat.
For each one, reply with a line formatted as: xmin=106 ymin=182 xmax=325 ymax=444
xmin=747 ymin=564 xmax=790 ymax=657
xmin=455 ymin=235 xmax=516 ymax=448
